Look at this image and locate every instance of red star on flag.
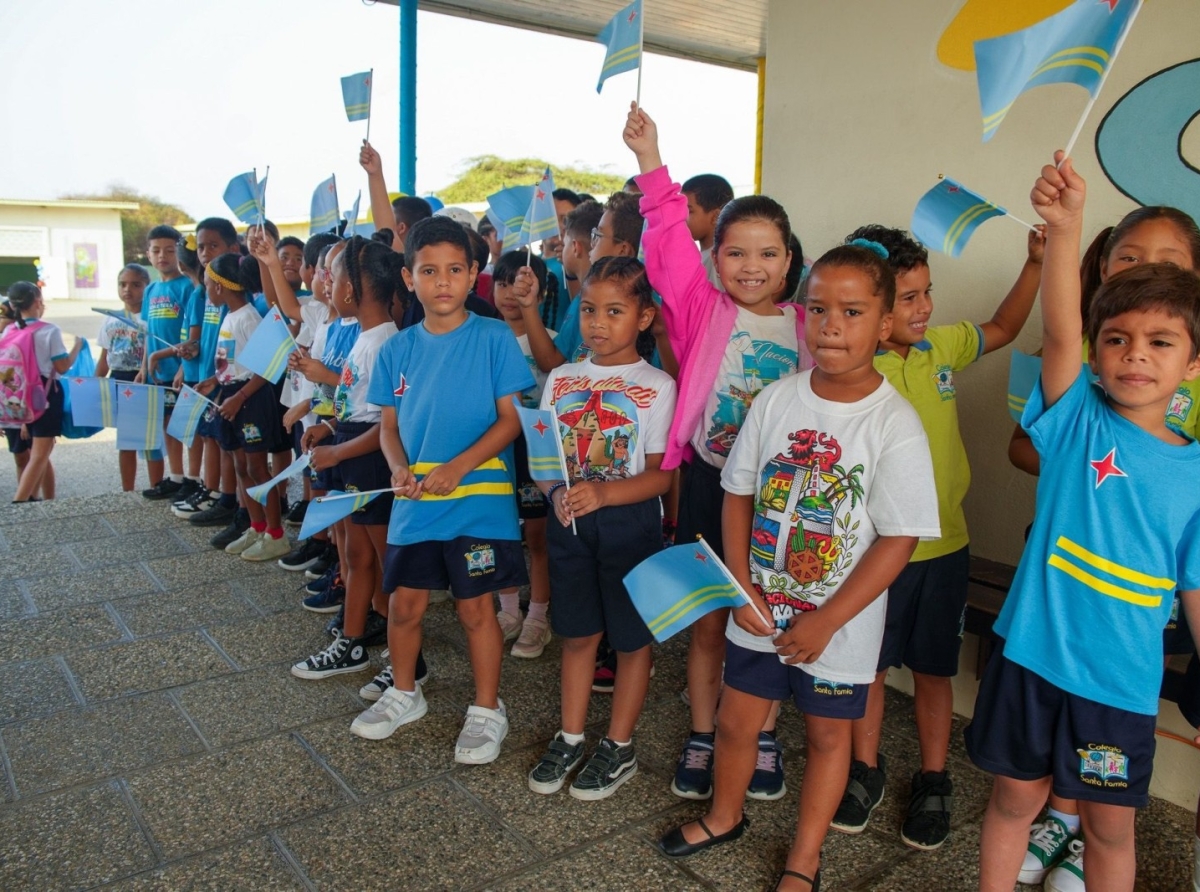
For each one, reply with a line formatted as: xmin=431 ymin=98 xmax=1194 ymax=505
xmin=947 ymin=185 xmax=960 ymax=193
xmin=535 ymin=188 xmax=545 ymax=201
xmin=122 ymin=388 xmax=134 ymax=399
xmin=73 ymin=378 xmax=83 ymax=385
xmin=393 ymin=374 xmax=409 ymax=397
xmin=532 ymin=418 xmax=549 ymax=436
xmin=628 ymin=9 xmax=638 ymax=22
xmin=1090 ymin=447 xmax=1127 ymax=488
xmin=694 ymin=549 xmax=708 ymax=563
xmin=1098 ymin=0 xmax=1120 ymax=11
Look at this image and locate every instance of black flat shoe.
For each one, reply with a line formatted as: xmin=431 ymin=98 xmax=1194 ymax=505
xmin=658 ymin=814 xmax=749 ymax=858
xmin=776 ymin=867 xmax=821 ymax=891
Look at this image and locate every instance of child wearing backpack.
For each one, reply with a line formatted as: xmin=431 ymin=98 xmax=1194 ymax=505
xmin=0 ymin=282 xmax=82 ymax=502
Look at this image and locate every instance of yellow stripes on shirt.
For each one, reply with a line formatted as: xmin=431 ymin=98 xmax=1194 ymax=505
xmin=1048 ymin=535 xmax=1174 ymax=608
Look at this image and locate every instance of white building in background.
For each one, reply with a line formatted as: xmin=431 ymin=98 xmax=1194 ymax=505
xmin=0 ymin=198 xmax=134 ymax=301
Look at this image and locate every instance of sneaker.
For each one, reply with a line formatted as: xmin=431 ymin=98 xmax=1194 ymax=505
xmin=277 ymin=537 xmax=325 ymax=572
xmin=225 ymin=528 xmax=262 ymax=555
xmin=670 ymin=733 xmax=715 ymax=800
xmin=304 ymin=546 xmax=337 ymax=580
xmin=746 ymin=732 xmax=786 ymax=801
xmin=174 ymin=478 xmax=201 ymax=503
xmin=455 ymin=701 xmax=509 ymax=764
xmin=359 ymin=650 xmax=428 ymax=700
xmin=428 ymin=589 xmax=451 ymax=604
xmin=900 ymin=769 xmax=953 ymax=851
xmin=528 ymin=732 xmax=587 ymax=794
xmin=190 ymin=501 xmax=237 ymax=527
xmin=326 ymin=605 xmax=344 ymax=638
xmin=142 ymin=478 xmax=182 ymax=500
xmin=1045 ymin=839 xmax=1085 ymax=892
xmin=290 ymin=635 xmax=369 ymax=679
xmin=242 ymin=533 xmax=291 ymax=562
xmin=210 ymin=510 xmax=250 ymax=549
xmin=304 ymin=563 xmax=339 ymax=595
xmin=350 ymin=685 xmax=428 ymax=740
xmin=285 ymin=499 xmax=309 ymax=527
xmin=511 ymin=615 xmax=551 ymax=659
xmin=1019 ymin=817 xmax=1077 ymax=885
xmin=831 ymin=754 xmax=887 ymax=834
xmin=497 ymin=610 xmax=524 ymax=643
xmin=171 ymin=489 xmax=214 ymax=519
xmin=591 ymin=664 xmax=616 ymax=694
xmin=302 ymin=576 xmax=344 ymax=613
xmin=569 ymin=737 xmax=638 ymax=801
xmin=361 ymin=609 xmax=388 ymax=647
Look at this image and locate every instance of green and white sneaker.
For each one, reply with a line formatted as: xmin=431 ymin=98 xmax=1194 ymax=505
xmin=1045 ymin=839 xmax=1085 ymax=892
xmin=528 ymin=732 xmax=586 ymax=794
xmin=1018 ymin=817 xmax=1076 ymax=884
xmin=568 ymin=738 xmax=637 ymax=801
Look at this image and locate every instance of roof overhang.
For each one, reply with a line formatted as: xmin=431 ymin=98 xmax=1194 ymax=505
xmin=0 ymin=199 xmax=139 ymax=212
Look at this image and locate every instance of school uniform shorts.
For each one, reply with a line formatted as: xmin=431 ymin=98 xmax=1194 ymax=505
xmin=512 ymin=433 xmax=547 ymax=520
xmin=723 ymin=640 xmax=869 ymax=719
xmin=4 ymin=378 xmax=63 ymax=453
xmin=382 ymin=536 xmax=528 ymax=599
xmin=676 ymin=458 xmax=725 ymax=558
xmin=876 ymin=546 xmax=970 ymax=677
xmin=334 ymin=421 xmax=393 ymax=526
xmin=216 ymin=381 xmax=285 ymax=454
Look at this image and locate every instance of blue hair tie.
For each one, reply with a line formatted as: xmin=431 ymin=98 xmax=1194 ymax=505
xmin=848 ymin=238 xmax=890 ymax=260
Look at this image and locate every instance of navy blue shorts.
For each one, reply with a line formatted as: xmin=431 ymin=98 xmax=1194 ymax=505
xmin=216 ymin=381 xmax=285 ymax=454
xmin=512 ymin=433 xmax=548 ymax=520
xmin=335 ymin=421 xmax=392 ymax=526
xmin=194 ymin=384 xmax=223 ymax=440
xmin=723 ymin=641 xmax=869 ymax=719
xmin=1178 ymin=653 xmax=1200 ymax=728
xmin=676 ymin=458 xmax=725 ymax=558
xmin=964 ymin=652 xmax=1156 ymax=807
xmin=4 ymin=378 xmax=64 ymax=453
xmin=1163 ymin=593 xmax=1194 ymax=656
xmin=382 ymin=536 xmax=528 ymax=599
xmin=877 ymin=546 xmax=970 ymax=677
xmin=547 ymin=497 xmax=661 ymax=653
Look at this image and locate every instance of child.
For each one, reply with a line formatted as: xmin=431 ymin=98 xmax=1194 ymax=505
xmin=96 ymin=263 xmax=165 ymax=492
xmin=828 ymin=224 xmax=1042 ymax=851
xmin=656 ymin=244 xmax=939 ymax=892
xmin=492 ymin=250 xmax=555 ymax=658
xmin=623 ymin=103 xmax=814 ymax=801
xmin=350 ymin=216 xmax=533 ymax=766
xmin=204 ymin=253 xmax=290 ymax=562
xmin=526 ymin=256 xmax=675 ymax=800
xmin=1 ymin=282 xmax=83 ymax=502
xmin=967 ymin=153 xmax=1200 ymax=892
xmin=681 ymin=173 xmax=734 ymax=289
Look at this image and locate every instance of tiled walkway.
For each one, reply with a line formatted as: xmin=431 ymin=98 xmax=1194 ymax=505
xmin=0 ymin=492 xmax=1194 ymax=890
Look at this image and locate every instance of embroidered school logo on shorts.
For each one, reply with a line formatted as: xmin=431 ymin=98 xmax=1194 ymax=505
xmin=242 ymin=422 xmax=262 ymax=444
xmin=812 ymin=677 xmax=854 ymax=697
xmin=464 ymin=544 xmax=496 ymax=577
xmin=517 ymin=481 xmax=544 ymax=509
xmin=933 ymin=365 xmax=956 ymax=400
xmin=1078 ymin=745 xmax=1129 ymax=789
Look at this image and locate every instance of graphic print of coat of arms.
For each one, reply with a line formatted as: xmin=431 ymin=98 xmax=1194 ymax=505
xmin=750 ymin=429 xmax=863 ymax=617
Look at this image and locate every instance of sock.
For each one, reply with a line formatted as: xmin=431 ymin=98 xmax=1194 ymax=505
xmin=498 ymin=591 xmax=521 ymax=617
xmin=527 ymin=600 xmax=549 ymax=624
xmin=267 ymin=527 xmax=285 ymax=539
xmin=561 ymin=730 xmax=585 ymax=746
xmin=218 ymin=493 xmax=237 ymax=508
xmin=609 ymin=738 xmax=632 ymax=748
xmin=169 ymin=473 xmax=183 ymax=483
xmin=251 ymin=521 xmax=267 ymax=533
xmin=1048 ymin=807 xmax=1081 ymax=835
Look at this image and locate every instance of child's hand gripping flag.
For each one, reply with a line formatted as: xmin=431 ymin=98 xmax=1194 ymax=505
xmin=223 ymin=170 xmax=267 ymax=226
xmin=516 ymin=168 xmax=560 ymax=250
xmin=596 ymin=0 xmax=644 ymax=94
xmin=487 ymin=185 xmax=535 ymax=248
xmin=1007 ymin=351 xmax=1043 ymax=424
xmin=115 ymin=383 xmax=165 ymax=452
xmin=239 ymin=307 xmax=297 ymax=383
xmin=300 ymin=490 xmax=384 ymax=540
xmin=974 ymin=0 xmax=1141 ymax=142
xmin=310 ymin=176 xmax=339 ymax=235
xmin=166 ymin=384 xmax=217 ymax=447
xmin=68 ymin=376 xmax=116 ymax=428
xmin=341 ymin=70 xmax=373 ymax=122
xmin=248 ymin=452 xmax=312 ymax=505
xmin=910 ymin=178 xmax=1007 ymax=258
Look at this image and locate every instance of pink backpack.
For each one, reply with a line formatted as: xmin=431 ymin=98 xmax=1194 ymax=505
xmin=0 ymin=320 xmax=48 ymax=428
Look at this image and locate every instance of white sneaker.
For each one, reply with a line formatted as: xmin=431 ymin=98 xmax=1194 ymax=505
xmin=1018 ymin=817 xmax=1076 ymax=884
xmin=350 ymin=685 xmax=428 ymax=740
xmin=511 ymin=615 xmax=551 ymax=659
xmin=496 ymin=610 xmax=523 ymax=643
xmin=1045 ymin=839 xmax=1085 ymax=892
xmin=242 ymin=533 xmax=291 ymax=562
xmin=455 ymin=700 xmax=508 ymax=764
xmin=225 ymin=528 xmax=262 ymax=555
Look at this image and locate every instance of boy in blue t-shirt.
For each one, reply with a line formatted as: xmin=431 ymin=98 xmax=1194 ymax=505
xmin=966 ymin=153 xmax=1200 ymax=890
xmin=351 ymin=217 xmax=534 ymax=766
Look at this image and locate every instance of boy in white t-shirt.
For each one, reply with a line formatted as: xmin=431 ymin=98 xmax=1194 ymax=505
xmin=657 ymin=243 xmax=940 ymax=890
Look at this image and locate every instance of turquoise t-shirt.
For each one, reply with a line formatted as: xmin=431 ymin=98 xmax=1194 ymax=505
xmin=140 ymin=277 xmax=192 ymax=383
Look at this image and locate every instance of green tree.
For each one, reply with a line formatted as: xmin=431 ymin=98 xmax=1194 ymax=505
xmin=437 ymin=156 xmax=628 ymax=204
xmin=59 ymin=184 xmax=193 ymax=264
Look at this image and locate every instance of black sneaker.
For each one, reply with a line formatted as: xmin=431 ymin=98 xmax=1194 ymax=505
xmin=591 ymin=645 xmax=617 ymax=693
xmin=746 ymin=732 xmax=786 ymax=801
xmin=142 ymin=478 xmax=182 ymax=500
xmin=671 ymin=733 xmax=715 ymax=800
xmin=831 ymin=754 xmax=887 ymax=834
xmin=569 ymin=737 xmax=637 ymax=801
xmin=358 ymin=650 xmax=429 ymax=701
xmin=210 ymin=508 xmax=250 ymax=550
xmin=289 ymin=635 xmax=369 ymax=679
xmin=528 ymin=732 xmax=587 ymax=795
xmin=189 ymin=501 xmax=237 ymax=527
xmin=304 ymin=563 xmax=339 ymax=596
xmin=174 ymin=478 xmax=202 ymax=503
xmin=304 ymin=544 xmax=337 ymax=580
xmin=325 ymin=604 xmax=344 ymax=638
xmin=172 ymin=489 xmax=215 ymax=519
xmin=302 ymin=576 xmax=344 ymax=613
xmin=285 ymin=499 xmax=309 ymax=527
xmin=278 ymin=537 xmax=325 ymax=572
xmin=900 ymin=769 xmax=953 ymax=851
xmin=361 ymin=609 xmax=387 ymax=646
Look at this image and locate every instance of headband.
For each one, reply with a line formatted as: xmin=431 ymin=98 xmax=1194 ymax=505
xmin=847 ymin=238 xmax=890 ymax=259
xmin=207 ymin=268 xmax=243 ymax=292
xmin=184 ymin=233 xmax=197 ymax=251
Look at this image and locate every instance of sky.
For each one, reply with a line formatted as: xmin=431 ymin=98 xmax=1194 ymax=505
xmin=0 ymin=0 xmax=757 ymax=223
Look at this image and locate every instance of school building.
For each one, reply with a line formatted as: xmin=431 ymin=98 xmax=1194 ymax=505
xmin=380 ymin=0 xmax=1200 ymax=806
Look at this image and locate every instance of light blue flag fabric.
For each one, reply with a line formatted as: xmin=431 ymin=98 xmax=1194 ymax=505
xmin=223 ymin=171 xmax=266 ymax=225
xmin=516 ymin=168 xmax=560 ymax=247
xmin=238 ymin=306 xmax=297 ymax=383
xmin=300 ymin=490 xmax=383 ymax=540
xmin=166 ymin=384 xmax=215 ymax=447
xmin=248 ymin=453 xmax=311 ymax=505
xmin=911 ymin=178 xmax=1006 ymax=258
xmin=341 ymin=71 xmax=372 ymax=122
xmin=974 ymin=0 xmax=1140 ymax=142
xmin=596 ymin=0 xmax=644 ymax=93
xmin=516 ymin=404 xmax=563 ymax=482
xmin=68 ymin=376 xmax=116 ymax=428
xmin=487 ymin=185 xmax=536 ymax=245
xmin=1007 ymin=351 xmax=1043 ymax=423
xmin=624 ymin=539 xmax=752 ymax=642
xmin=310 ymin=176 xmax=339 ymax=235
xmin=344 ymin=191 xmax=362 ymax=238
xmin=115 ymin=383 xmax=165 ymax=452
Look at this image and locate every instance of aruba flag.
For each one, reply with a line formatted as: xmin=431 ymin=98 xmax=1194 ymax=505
xmin=974 ymin=0 xmax=1141 ymax=142
xmin=166 ymin=385 xmax=214 ymax=447
xmin=596 ymin=0 xmax=644 ymax=93
xmin=300 ymin=490 xmax=383 ymax=540
xmin=310 ymin=176 xmax=339 ymax=235
xmin=344 ymin=191 xmax=362 ymax=239
xmin=517 ymin=404 xmax=563 ymax=482
xmin=487 ymin=185 xmax=536 ymax=244
xmin=248 ymin=452 xmax=311 ymax=505
xmin=68 ymin=376 xmax=116 ymax=428
xmin=515 ymin=168 xmax=560 ymax=249
xmin=624 ymin=539 xmax=753 ymax=642
xmin=238 ymin=306 xmax=297 ymax=383
xmin=115 ymin=383 xmax=165 ymax=452
xmin=223 ymin=171 xmax=267 ymax=225
xmin=911 ymin=178 xmax=1006 ymax=258
xmin=1007 ymin=351 xmax=1043 ymax=423
xmin=341 ymin=70 xmax=372 ymax=122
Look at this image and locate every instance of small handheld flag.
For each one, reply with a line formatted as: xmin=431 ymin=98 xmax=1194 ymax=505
xmin=344 ymin=191 xmax=362 ymax=239
xmin=68 ymin=377 xmax=116 ymax=428
xmin=248 ymin=453 xmax=311 ymax=505
xmin=911 ymin=178 xmax=1007 ymax=258
xmin=166 ymin=384 xmax=217 ymax=447
xmin=517 ymin=405 xmax=563 ymax=482
xmin=300 ymin=489 xmax=384 ymax=540
xmin=310 ymin=175 xmax=339 ymax=235
xmin=974 ymin=0 xmax=1141 ymax=143
xmin=596 ymin=0 xmax=644 ymax=96
xmin=223 ymin=170 xmax=267 ymax=226
xmin=115 ymin=383 xmax=165 ymax=452
xmin=516 ymin=168 xmax=560 ymax=251
xmin=1007 ymin=351 xmax=1042 ymax=423
xmin=238 ymin=307 xmax=297 ymax=383
xmin=487 ymin=185 xmax=536 ymax=246
xmin=341 ymin=69 xmax=374 ymax=139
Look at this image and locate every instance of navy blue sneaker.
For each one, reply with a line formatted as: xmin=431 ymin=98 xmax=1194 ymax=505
xmin=303 ymin=575 xmax=344 ymax=613
xmin=746 ymin=732 xmax=786 ymax=801
xmin=304 ymin=563 xmax=339 ymax=597
xmin=671 ymin=732 xmax=715 ymax=800
xmin=360 ymin=609 xmax=388 ymax=646
xmin=325 ymin=604 xmax=344 ymax=637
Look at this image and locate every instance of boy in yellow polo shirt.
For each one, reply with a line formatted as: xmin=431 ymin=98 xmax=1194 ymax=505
xmin=830 ymin=224 xmax=1043 ymax=851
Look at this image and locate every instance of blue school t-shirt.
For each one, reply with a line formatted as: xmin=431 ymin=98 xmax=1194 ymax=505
xmin=180 ymin=284 xmax=206 ymax=383
xmin=198 ymin=298 xmax=227 ymax=381
xmin=140 ymin=277 xmax=191 ymax=383
xmin=995 ymin=372 xmax=1200 ymax=715
xmin=367 ymin=313 xmax=534 ymax=546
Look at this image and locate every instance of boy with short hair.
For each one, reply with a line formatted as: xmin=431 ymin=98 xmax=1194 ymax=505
xmin=351 ymin=216 xmax=534 ymax=765
xmin=968 ymin=153 xmax=1200 ymax=892
xmin=680 ymin=173 xmax=733 ymax=289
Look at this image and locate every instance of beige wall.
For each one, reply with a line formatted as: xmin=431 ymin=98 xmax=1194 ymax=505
xmin=0 ymin=204 xmax=126 ymax=301
xmin=762 ymin=0 xmax=1200 ymax=809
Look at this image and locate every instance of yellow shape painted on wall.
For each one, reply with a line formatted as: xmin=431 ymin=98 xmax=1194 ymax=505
xmin=937 ymin=0 xmax=1075 ymax=71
